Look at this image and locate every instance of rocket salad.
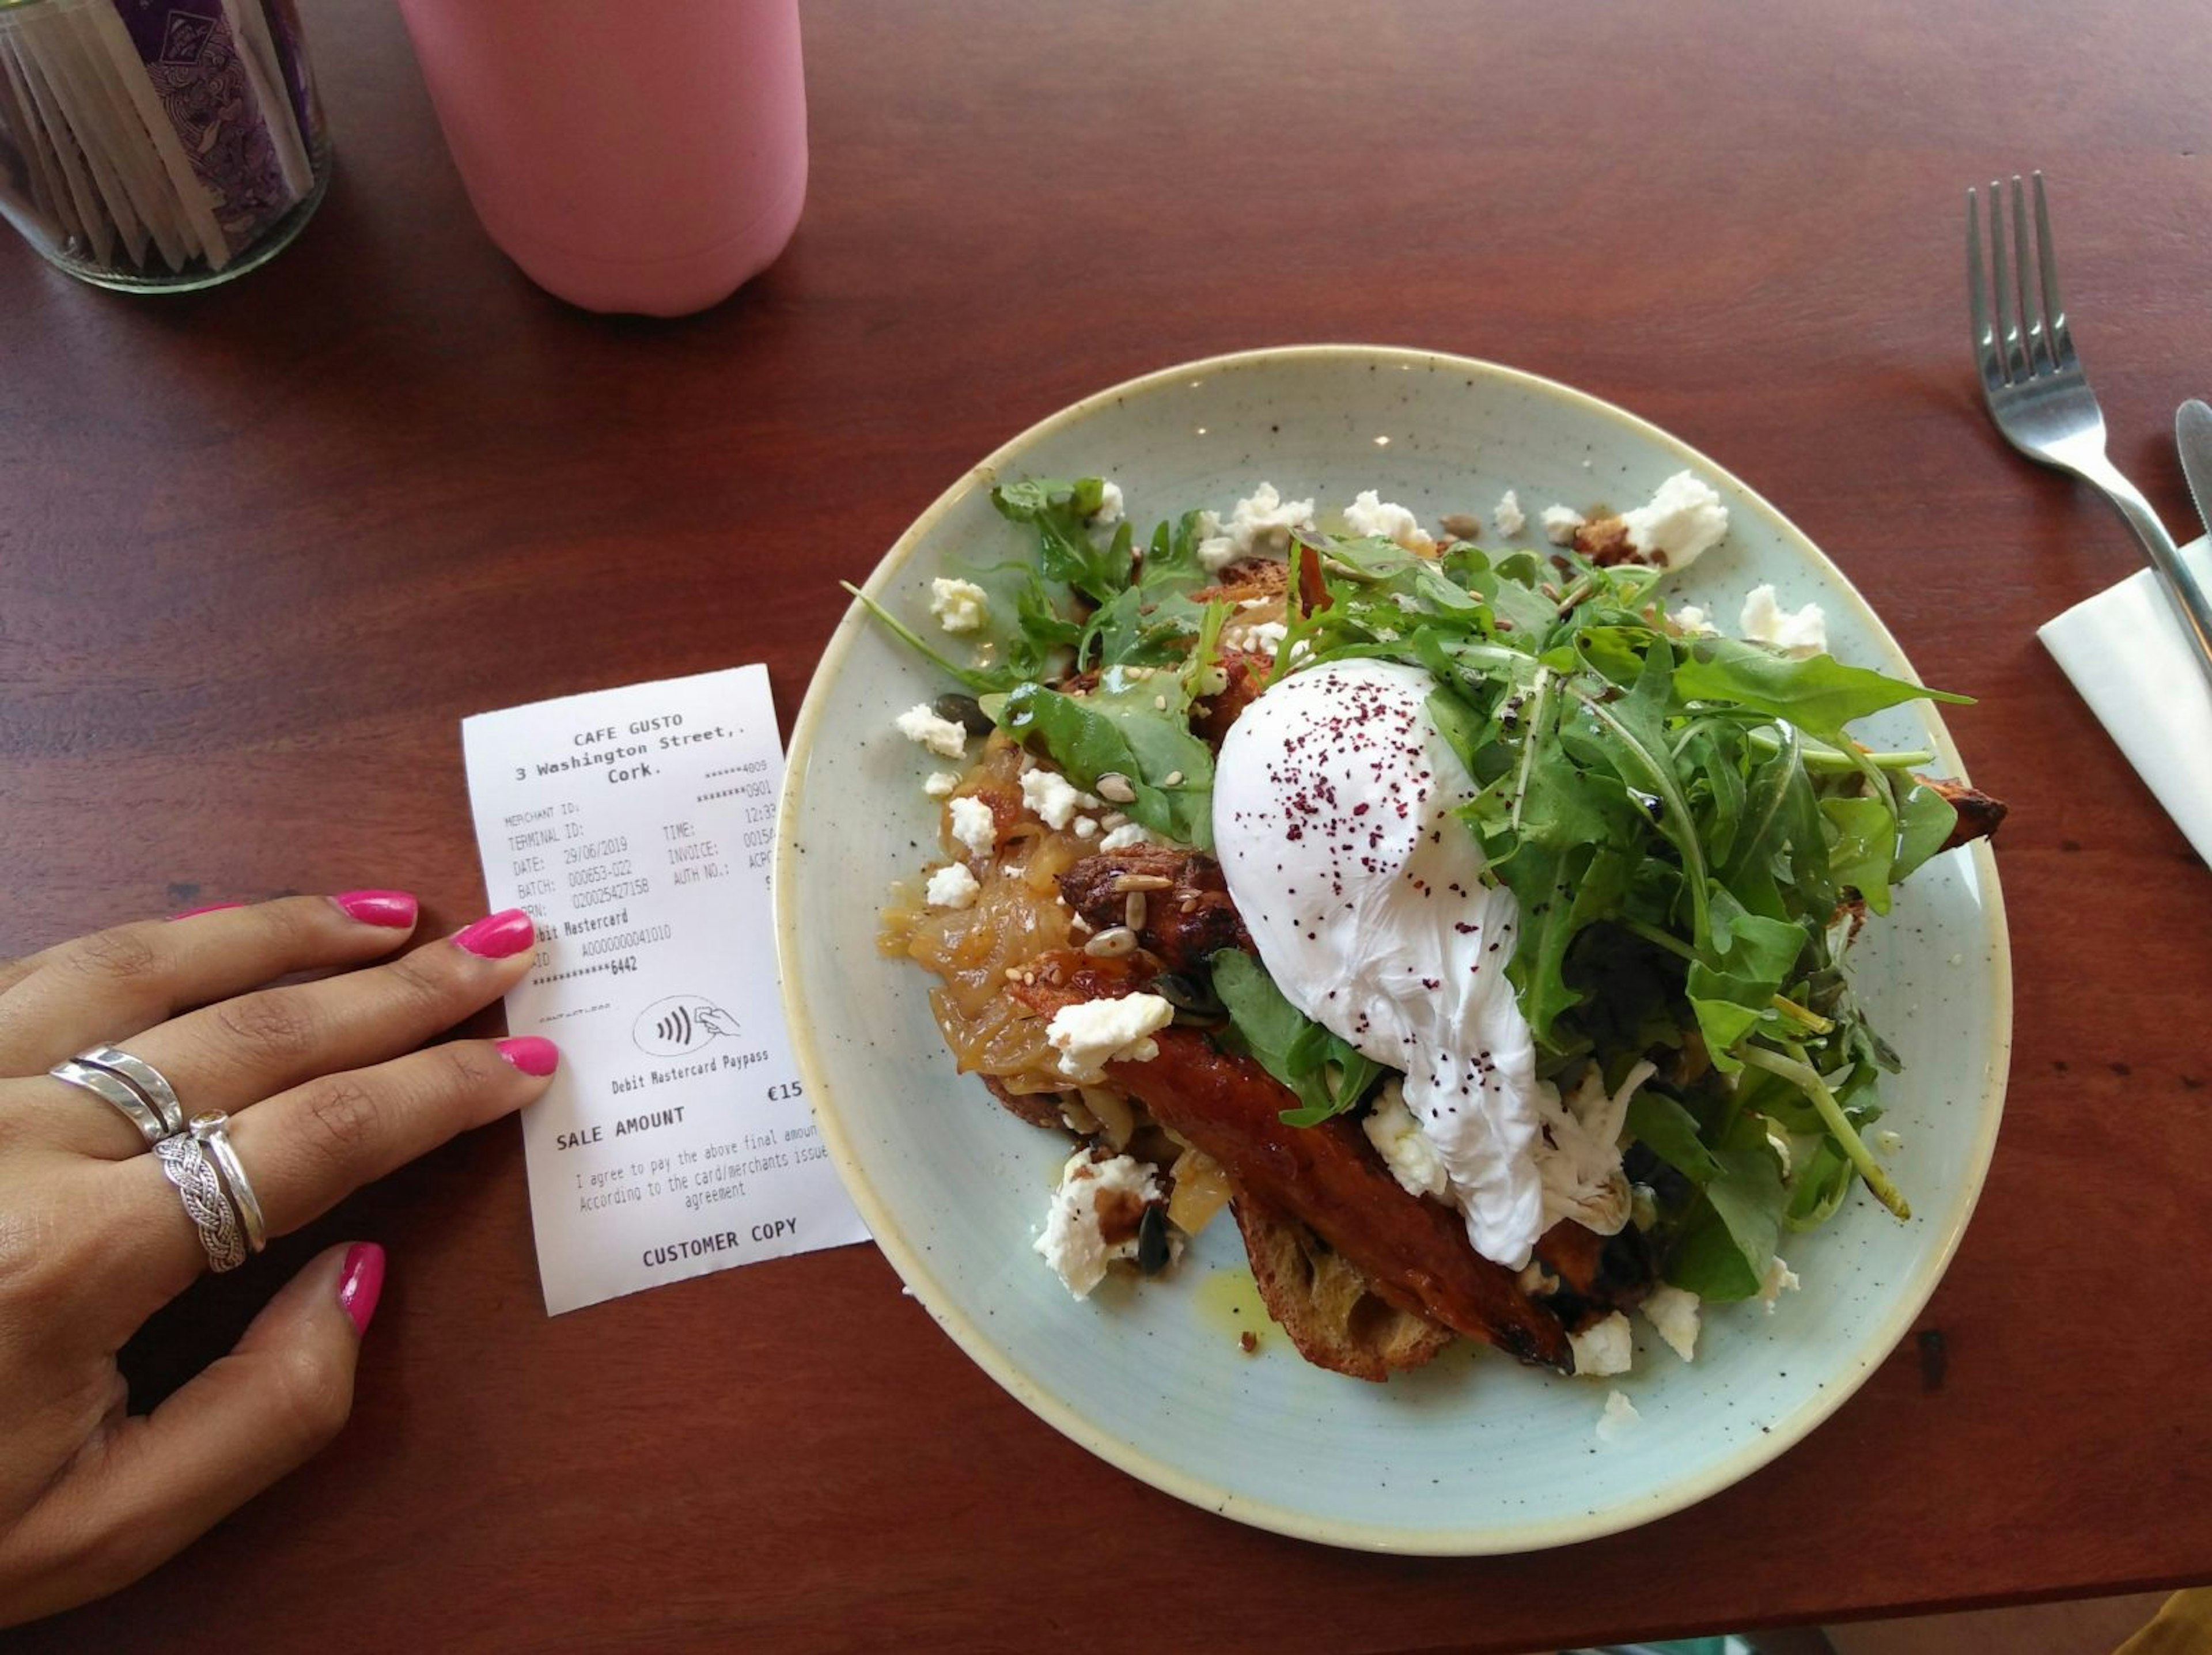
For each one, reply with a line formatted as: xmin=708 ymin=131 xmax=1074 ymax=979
xmin=861 ymin=472 xmax=1999 ymax=1357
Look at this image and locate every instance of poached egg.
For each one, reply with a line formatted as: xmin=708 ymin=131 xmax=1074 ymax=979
xmin=1212 ymin=658 xmax=1555 ymax=1268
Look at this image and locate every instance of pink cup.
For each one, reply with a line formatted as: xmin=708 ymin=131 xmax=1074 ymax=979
xmin=395 ymin=0 xmax=806 ymax=317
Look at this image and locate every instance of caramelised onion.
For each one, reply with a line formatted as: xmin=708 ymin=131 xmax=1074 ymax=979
xmin=1166 ymin=1146 xmax=1232 ymax=1235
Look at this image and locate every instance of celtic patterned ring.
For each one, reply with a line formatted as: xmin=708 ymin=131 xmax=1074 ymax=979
xmin=156 ymin=1125 xmax=249 ymax=1273
xmin=189 ymin=1114 xmax=267 ymax=1256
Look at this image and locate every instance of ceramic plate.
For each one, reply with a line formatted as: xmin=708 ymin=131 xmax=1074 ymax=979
xmin=772 ymin=345 xmax=2010 ymax=1553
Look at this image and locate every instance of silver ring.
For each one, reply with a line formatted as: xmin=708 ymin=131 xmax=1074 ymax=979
xmin=189 ymin=1113 xmax=267 ymax=1256
xmin=156 ymin=1127 xmax=248 ymax=1272
xmin=75 ymin=1044 xmax=185 ymax=1138
xmin=50 ymin=1059 xmax=168 ymax=1147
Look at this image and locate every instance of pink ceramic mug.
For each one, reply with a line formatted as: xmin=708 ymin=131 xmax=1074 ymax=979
xmin=395 ymin=0 xmax=806 ymax=317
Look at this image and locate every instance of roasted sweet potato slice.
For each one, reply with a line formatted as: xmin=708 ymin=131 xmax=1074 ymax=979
xmin=1056 ymin=848 xmax=1252 ymax=972
xmin=1919 ymin=774 xmax=2008 ymax=849
xmin=1101 ymin=1028 xmax=1572 ymax=1371
xmin=1006 ymin=955 xmax=1573 ymax=1370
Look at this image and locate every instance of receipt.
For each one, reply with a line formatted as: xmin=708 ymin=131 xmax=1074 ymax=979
xmin=461 ymin=665 xmax=867 ymax=1315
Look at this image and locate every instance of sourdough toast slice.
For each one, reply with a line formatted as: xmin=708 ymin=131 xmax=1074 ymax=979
xmin=1232 ymin=1194 xmax=1452 ymax=1382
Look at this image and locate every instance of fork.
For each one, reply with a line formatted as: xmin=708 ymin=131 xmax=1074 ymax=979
xmin=1967 ymin=171 xmax=2212 ymax=684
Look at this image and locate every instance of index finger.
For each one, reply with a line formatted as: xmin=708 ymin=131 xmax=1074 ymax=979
xmin=0 ymin=893 xmax=422 ymax=1079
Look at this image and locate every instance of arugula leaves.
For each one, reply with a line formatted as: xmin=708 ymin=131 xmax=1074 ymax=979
xmin=1672 ymin=637 xmax=1969 ymax=738
xmin=998 ymin=675 xmax=1215 ymax=849
xmin=1254 ymin=514 xmax=1974 ymax=1284
xmin=1687 ymin=891 xmax=1810 ymax=1073
xmin=1209 ymin=950 xmax=1383 ymax=1127
xmin=991 ymin=478 xmax=1131 ymax=605
xmin=1670 ymin=1147 xmax=1787 ymax=1300
xmin=857 ymin=472 xmax=1982 ymax=1297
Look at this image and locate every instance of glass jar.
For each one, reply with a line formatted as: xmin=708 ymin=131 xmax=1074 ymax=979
xmin=0 ymin=0 xmax=329 ymax=291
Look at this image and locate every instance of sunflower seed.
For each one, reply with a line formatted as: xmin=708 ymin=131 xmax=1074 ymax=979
xmin=1082 ymin=927 xmax=1138 ymax=957
xmin=1109 ymin=873 xmax=1173 ymax=893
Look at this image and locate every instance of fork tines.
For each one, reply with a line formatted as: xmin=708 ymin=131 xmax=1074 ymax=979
xmin=1967 ymin=171 xmax=2076 ymax=392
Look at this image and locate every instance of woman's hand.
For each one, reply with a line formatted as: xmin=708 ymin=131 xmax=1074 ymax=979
xmin=0 ymin=892 xmax=557 ymax=1626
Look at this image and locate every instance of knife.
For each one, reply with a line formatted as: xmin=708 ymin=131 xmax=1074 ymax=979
xmin=2164 ymin=401 xmax=2212 ymax=673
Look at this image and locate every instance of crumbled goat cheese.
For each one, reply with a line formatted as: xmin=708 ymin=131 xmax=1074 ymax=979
xmin=1570 ymin=1311 xmax=1635 ymax=1378
xmin=896 ymin=704 xmax=969 ymax=759
xmin=1361 ymin=1080 xmax=1451 ymax=1202
xmin=1073 ymin=816 xmax=1099 ymax=839
xmin=947 ymin=796 xmax=997 ymax=860
xmin=1641 ymin=1283 xmax=1702 ymax=1362
xmin=1874 ymin=1129 xmax=1904 ymax=1159
xmin=927 ymin=577 xmax=989 ymax=635
xmin=1493 ymin=489 xmax=1527 ymax=537
xmin=1739 ymin=584 xmax=1829 ymax=656
xmin=923 ymin=771 xmax=960 ymax=798
xmin=1196 ymin=518 xmax=1233 ymax=570
xmin=1045 ymin=993 xmax=1176 ymax=1082
xmin=1669 ymin=604 xmax=1717 ymax=637
xmin=1021 ymin=767 xmax=1099 ymax=831
xmin=1758 ymin=1255 xmax=1801 ymax=1312
xmin=1196 ymin=483 xmax=1315 ymax=573
xmin=1096 ymin=821 xmax=1156 ymax=852
xmin=1035 ymin=1152 xmax=1162 ymax=1298
xmin=925 ymin=863 xmax=980 ymax=909
xmin=1092 ymin=480 xmax=1126 ymax=525
xmin=1620 ymin=470 xmax=1729 ymax=569
xmin=1224 ymin=619 xmax=1289 ymax=655
xmin=1342 ymin=490 xmax=1436 ymax=554
xmin=1540 ymin=504 xmax=1586 ymax=546
xmin=1596 ymin=1389 xmax=1642 ymax=1443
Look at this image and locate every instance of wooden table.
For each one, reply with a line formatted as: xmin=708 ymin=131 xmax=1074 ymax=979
xmin=5 ymin=1 xmax=2209 ymax=1648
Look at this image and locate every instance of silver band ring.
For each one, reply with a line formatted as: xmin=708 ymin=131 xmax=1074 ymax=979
xmin=76 ymin=1044 xmax=185 ymax=1138
xmin=50 ymin=1059 xmax=169 ymax=1147
xmin=189 ymin=1113 xmax=267 ymax=1256
xmin=156 ymin=1128 xmax=248 ymax=1272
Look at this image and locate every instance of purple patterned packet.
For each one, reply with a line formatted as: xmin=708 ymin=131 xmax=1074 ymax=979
xmin=110 ymin=0 xmax=291 ymax=260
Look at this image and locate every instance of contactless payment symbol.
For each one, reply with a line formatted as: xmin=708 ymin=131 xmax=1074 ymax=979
xmin=632 ymin=994 xmax=742 ymax=1056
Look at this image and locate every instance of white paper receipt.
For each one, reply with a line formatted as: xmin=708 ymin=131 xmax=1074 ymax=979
xmin=461 ymin=664 xmax=867 ymax=1315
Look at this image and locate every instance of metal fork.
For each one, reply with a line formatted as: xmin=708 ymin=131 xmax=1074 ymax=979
xmin=1968 ymin=171 xmax=2212 ymax=683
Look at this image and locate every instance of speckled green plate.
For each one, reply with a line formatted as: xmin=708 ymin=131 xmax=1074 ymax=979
xmin=772 ymin=345 xmax=2010 ymax=1554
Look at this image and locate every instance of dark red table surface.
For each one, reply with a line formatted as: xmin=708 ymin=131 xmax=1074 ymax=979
xmin=4 ymin=1 xmax=2209 ymax=1649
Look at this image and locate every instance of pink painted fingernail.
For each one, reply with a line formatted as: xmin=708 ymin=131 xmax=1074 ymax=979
xmin=452 ymin=909 xmax=535 ymax=959
xmin=333 ymin=889 xmax=419 ymax=929
xmin=338 ymin=1243 xmax=385 ymax=1337
xmin=166 ymin=902 xmax=244 ymax=922
xmin=497 ymin=1036 xmax=560 ymax=1077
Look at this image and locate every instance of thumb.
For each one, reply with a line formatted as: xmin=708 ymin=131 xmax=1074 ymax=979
xmin=3 ymin=1243 xmax=385 ymax=1626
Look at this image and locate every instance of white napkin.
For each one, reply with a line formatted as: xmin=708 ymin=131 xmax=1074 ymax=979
xmin=2037 ymin=535 xmax=2212 ymax=865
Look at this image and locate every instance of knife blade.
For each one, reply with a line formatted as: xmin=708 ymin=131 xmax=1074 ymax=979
xmin=2164 ymin=400 xmax=2212 ymax=672
xmin=2175 ymin=400 xmax=2212 ymax=541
